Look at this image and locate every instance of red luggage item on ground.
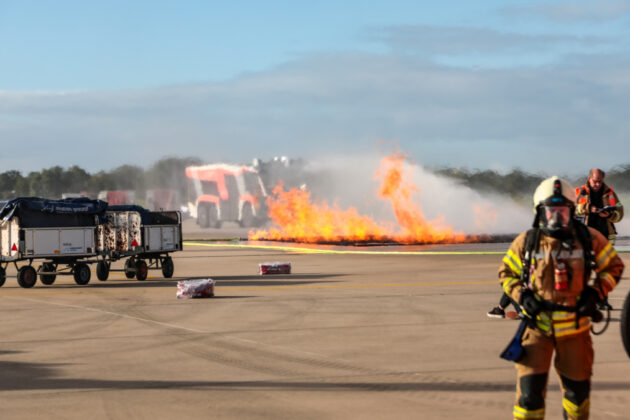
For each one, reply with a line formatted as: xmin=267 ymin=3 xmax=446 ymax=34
xmin=259 ymin=262 xmax=291 ymax=275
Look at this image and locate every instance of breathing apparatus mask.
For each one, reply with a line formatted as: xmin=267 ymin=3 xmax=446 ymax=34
xmin=541 ymin=205 xmax=571 ymax=232
xmin=533 ymin=177 xmax=575 ymax=238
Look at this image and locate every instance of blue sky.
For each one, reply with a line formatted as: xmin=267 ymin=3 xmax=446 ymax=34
xmin=1 ymin=0 xmax=630 ymax=174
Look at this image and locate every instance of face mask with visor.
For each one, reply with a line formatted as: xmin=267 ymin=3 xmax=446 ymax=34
xmin=542 ymin=205 xmax=571 ymax=231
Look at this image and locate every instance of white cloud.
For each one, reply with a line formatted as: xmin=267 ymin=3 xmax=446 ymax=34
xmin=370 ymin=25 xmax=608 ymax=55
xmin=502 ymin=0 xmax=630 ymax=22
xmin=1 ymin=49 xmax=629 ymax=175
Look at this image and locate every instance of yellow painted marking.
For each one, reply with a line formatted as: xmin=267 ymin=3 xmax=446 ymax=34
xmin=217 ymin=279 xmax=497 ymax=291
xmin=183 ymin=241 xmax=505 ymax=255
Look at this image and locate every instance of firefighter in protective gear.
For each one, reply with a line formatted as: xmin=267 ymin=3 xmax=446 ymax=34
xmin=499 ymin=176 xmax=624 ymax=420
xmin=575 ymin=168 xmax=624 ymax=244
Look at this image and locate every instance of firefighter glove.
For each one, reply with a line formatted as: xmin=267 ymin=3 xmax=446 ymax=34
xmin=519 ymin=289 xmax=541 ymax=318
xmin=577 ymin=286 xmax=602 ymax=321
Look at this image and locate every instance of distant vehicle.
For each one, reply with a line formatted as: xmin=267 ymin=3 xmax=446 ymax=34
xmin=185 ymin=164 xmax=268 ymax=228
xmin=61 ymin=193 xmax=84 ymax=199
xmin=146 ymin=189 xmax=178 ymax=211
xmin=98 ymin=190 xmax=136 ymax=205
xmin=252 ymin=156 xmax=310 ymax=192
xmin=61 ymin=192 xmax=98 ymax=200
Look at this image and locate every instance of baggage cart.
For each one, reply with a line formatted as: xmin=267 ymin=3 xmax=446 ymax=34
xmin=0 ymin=197 xmax=107 ymax=288
xmin=96 ymin=205 xmax=182 ymax=281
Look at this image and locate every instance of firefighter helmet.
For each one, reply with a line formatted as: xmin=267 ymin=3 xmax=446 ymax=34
xmin=533 ymin=176 xmax=575 ymax=236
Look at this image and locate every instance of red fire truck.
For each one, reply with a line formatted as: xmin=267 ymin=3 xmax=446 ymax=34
xmin=185 ymin=164 xmax=268 ymax=228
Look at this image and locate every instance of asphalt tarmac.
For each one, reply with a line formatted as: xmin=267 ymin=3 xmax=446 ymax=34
xmin=1 ymin=229 xmax=629 ymax=419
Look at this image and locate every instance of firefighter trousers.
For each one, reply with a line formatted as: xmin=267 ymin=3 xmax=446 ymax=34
xmin=513 ymin=327 xmax=593 ymax=420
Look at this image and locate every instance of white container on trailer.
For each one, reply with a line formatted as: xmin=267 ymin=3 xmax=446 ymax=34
xmin=145 ymin=223 xmax=180 ymax=252
xmin=23 ymin=227 xmax=95 ymax=257
xmin=0 ymin=218 xmax=20 ymax=260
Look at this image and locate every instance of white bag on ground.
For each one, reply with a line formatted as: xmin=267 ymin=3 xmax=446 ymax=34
xmin=177 ymin=278 xmax=215 ymax=299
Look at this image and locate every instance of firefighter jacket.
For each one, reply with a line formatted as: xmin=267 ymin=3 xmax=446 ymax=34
xmin=575 ymin=183 xmax=624 ymax=236
xmin=498 ymin=227 xmax=624 ymax=338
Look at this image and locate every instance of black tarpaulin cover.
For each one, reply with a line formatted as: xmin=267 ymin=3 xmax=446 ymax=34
xmin=0 ymin=197 xmax=108 ymax=228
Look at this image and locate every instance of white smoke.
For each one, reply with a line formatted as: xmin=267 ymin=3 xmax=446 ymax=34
xmin=408 ymin=163 xmax=532 ymax=234
xmin=304 ymin=152 xmax=532 ymax=235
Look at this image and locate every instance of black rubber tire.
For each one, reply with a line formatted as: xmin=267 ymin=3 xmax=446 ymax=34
xmin=39 ymin=262 xmax=56 ymax=285
xmin=0 ymin=266 xmax=6 ymax=287
xmin=96 ymin=260 xmax=110 ymax=281
xmin=208 ymin=205 xmax=220 ymax=228
xmin=124 ymin=259 xmax=136 ymax=279
xmin=17 ymin=265 xmax=37 ymax=288
xmin=135 ymin=260 xmax=148 ymax=281
xmin=73 ymin=263 xmax=91 ymax=285
xmin=240 ymin=203 xmax=254 ymax=228
xmin=198 ymin=204 xmax=218 ymax=228
xmin=621 ymin=290 xmax=630 ymax=358
xmin=198 ymin=205 xmax=209 ymax=227
xmin=161 ymin=256 xmax=174 ymax=278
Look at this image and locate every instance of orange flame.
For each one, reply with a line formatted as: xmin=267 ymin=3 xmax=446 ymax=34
xmin=249 ymin=154 xmax=471 ymax=244
xmin=248 ymin=184 xmax=389 ymax=243
xmin=376 ymin=154 xmax=467 ymax=244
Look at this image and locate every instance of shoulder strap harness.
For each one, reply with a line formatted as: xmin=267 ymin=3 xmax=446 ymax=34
xmin=519 ymin=223 xmax=594 ymax=317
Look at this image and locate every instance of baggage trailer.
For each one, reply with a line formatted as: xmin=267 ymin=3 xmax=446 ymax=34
xmin=95 ymin=205 xmax=182 ymax=281
xmin=0 ymin=197 xmax=107 ymax=288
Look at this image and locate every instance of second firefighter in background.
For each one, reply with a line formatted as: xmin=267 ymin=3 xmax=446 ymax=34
xmin=575 ymin=168 xmax=624 ymax=244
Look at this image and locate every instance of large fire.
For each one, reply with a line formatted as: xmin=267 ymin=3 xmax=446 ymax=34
xmin=249 ymin=154 xmax=472 ymax=244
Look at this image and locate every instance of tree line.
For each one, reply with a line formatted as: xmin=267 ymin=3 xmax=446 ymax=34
xmin=0 ymin=157 xmax=202 ymax=200
xmin=435 ymin=165 xmax=630 ymax=198
xmin=1 ymin=157 xmax=628 ymax=201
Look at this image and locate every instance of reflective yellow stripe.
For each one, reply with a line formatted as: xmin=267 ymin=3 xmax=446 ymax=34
xmin=555 ymin=324 xmax=590 ymax=338
xmin=514 ymin=405 xmax=545 ymax=419
xmin=562 ymin=397 xmax=589 ymax=418
xmin=508 ymin=249 xmax=523 ymax=268
xmin=529 ymin=311 xmax=592 ymax=338
xmin=554 ymin=319 xmax=578 ymax=329
xmin=503 ymin=249 xmax=523 ymax=276
xmin=596 ymin=243 xmax=616 ymax=270
xmin=502 ymin=277 xmax=520 ymax=295
xmin=600 ymin=248 xmax=617 ymax=271
xmin=535 ymin=312 xmax=551 ymax=332
xmin=596 ymin=242 xmax=612 ymax=263
xmin=599 ymin=272 xmax=617 ymax=294
xmin=551 ymin=311 xmax=575 ymax=321
xmin=554 ymin=317 xmax=591 ymax=338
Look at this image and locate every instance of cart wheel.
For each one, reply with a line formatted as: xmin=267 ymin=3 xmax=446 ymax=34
xmin=161 ymin=256 xmax=174 ymax=278
xmin=73 ymin=263 xmax=91 ymax=285
xmin=39 ymin=262 xmax=56 ymax=285
xmin=17 ymin=265 xmax=37 ymax=288
xmin=136 ymin=260 xmax=148 ymax=281
xmin=124 ymin=258 xmax=136 ymax=279
xmin=96 ymin=260 xmax=110 ymax=281
xmin=0 ymin=266 xmax=6 ymax=287
xmin=621 ymin=291 xmax=630 ymax=358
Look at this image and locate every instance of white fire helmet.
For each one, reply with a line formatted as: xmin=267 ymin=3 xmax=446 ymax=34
xmin=533 ymin=176 xmax=575 ymax=234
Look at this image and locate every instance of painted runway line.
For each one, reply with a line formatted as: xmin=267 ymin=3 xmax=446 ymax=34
xmin=183 ymin=241 xmax=506 ymax=255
